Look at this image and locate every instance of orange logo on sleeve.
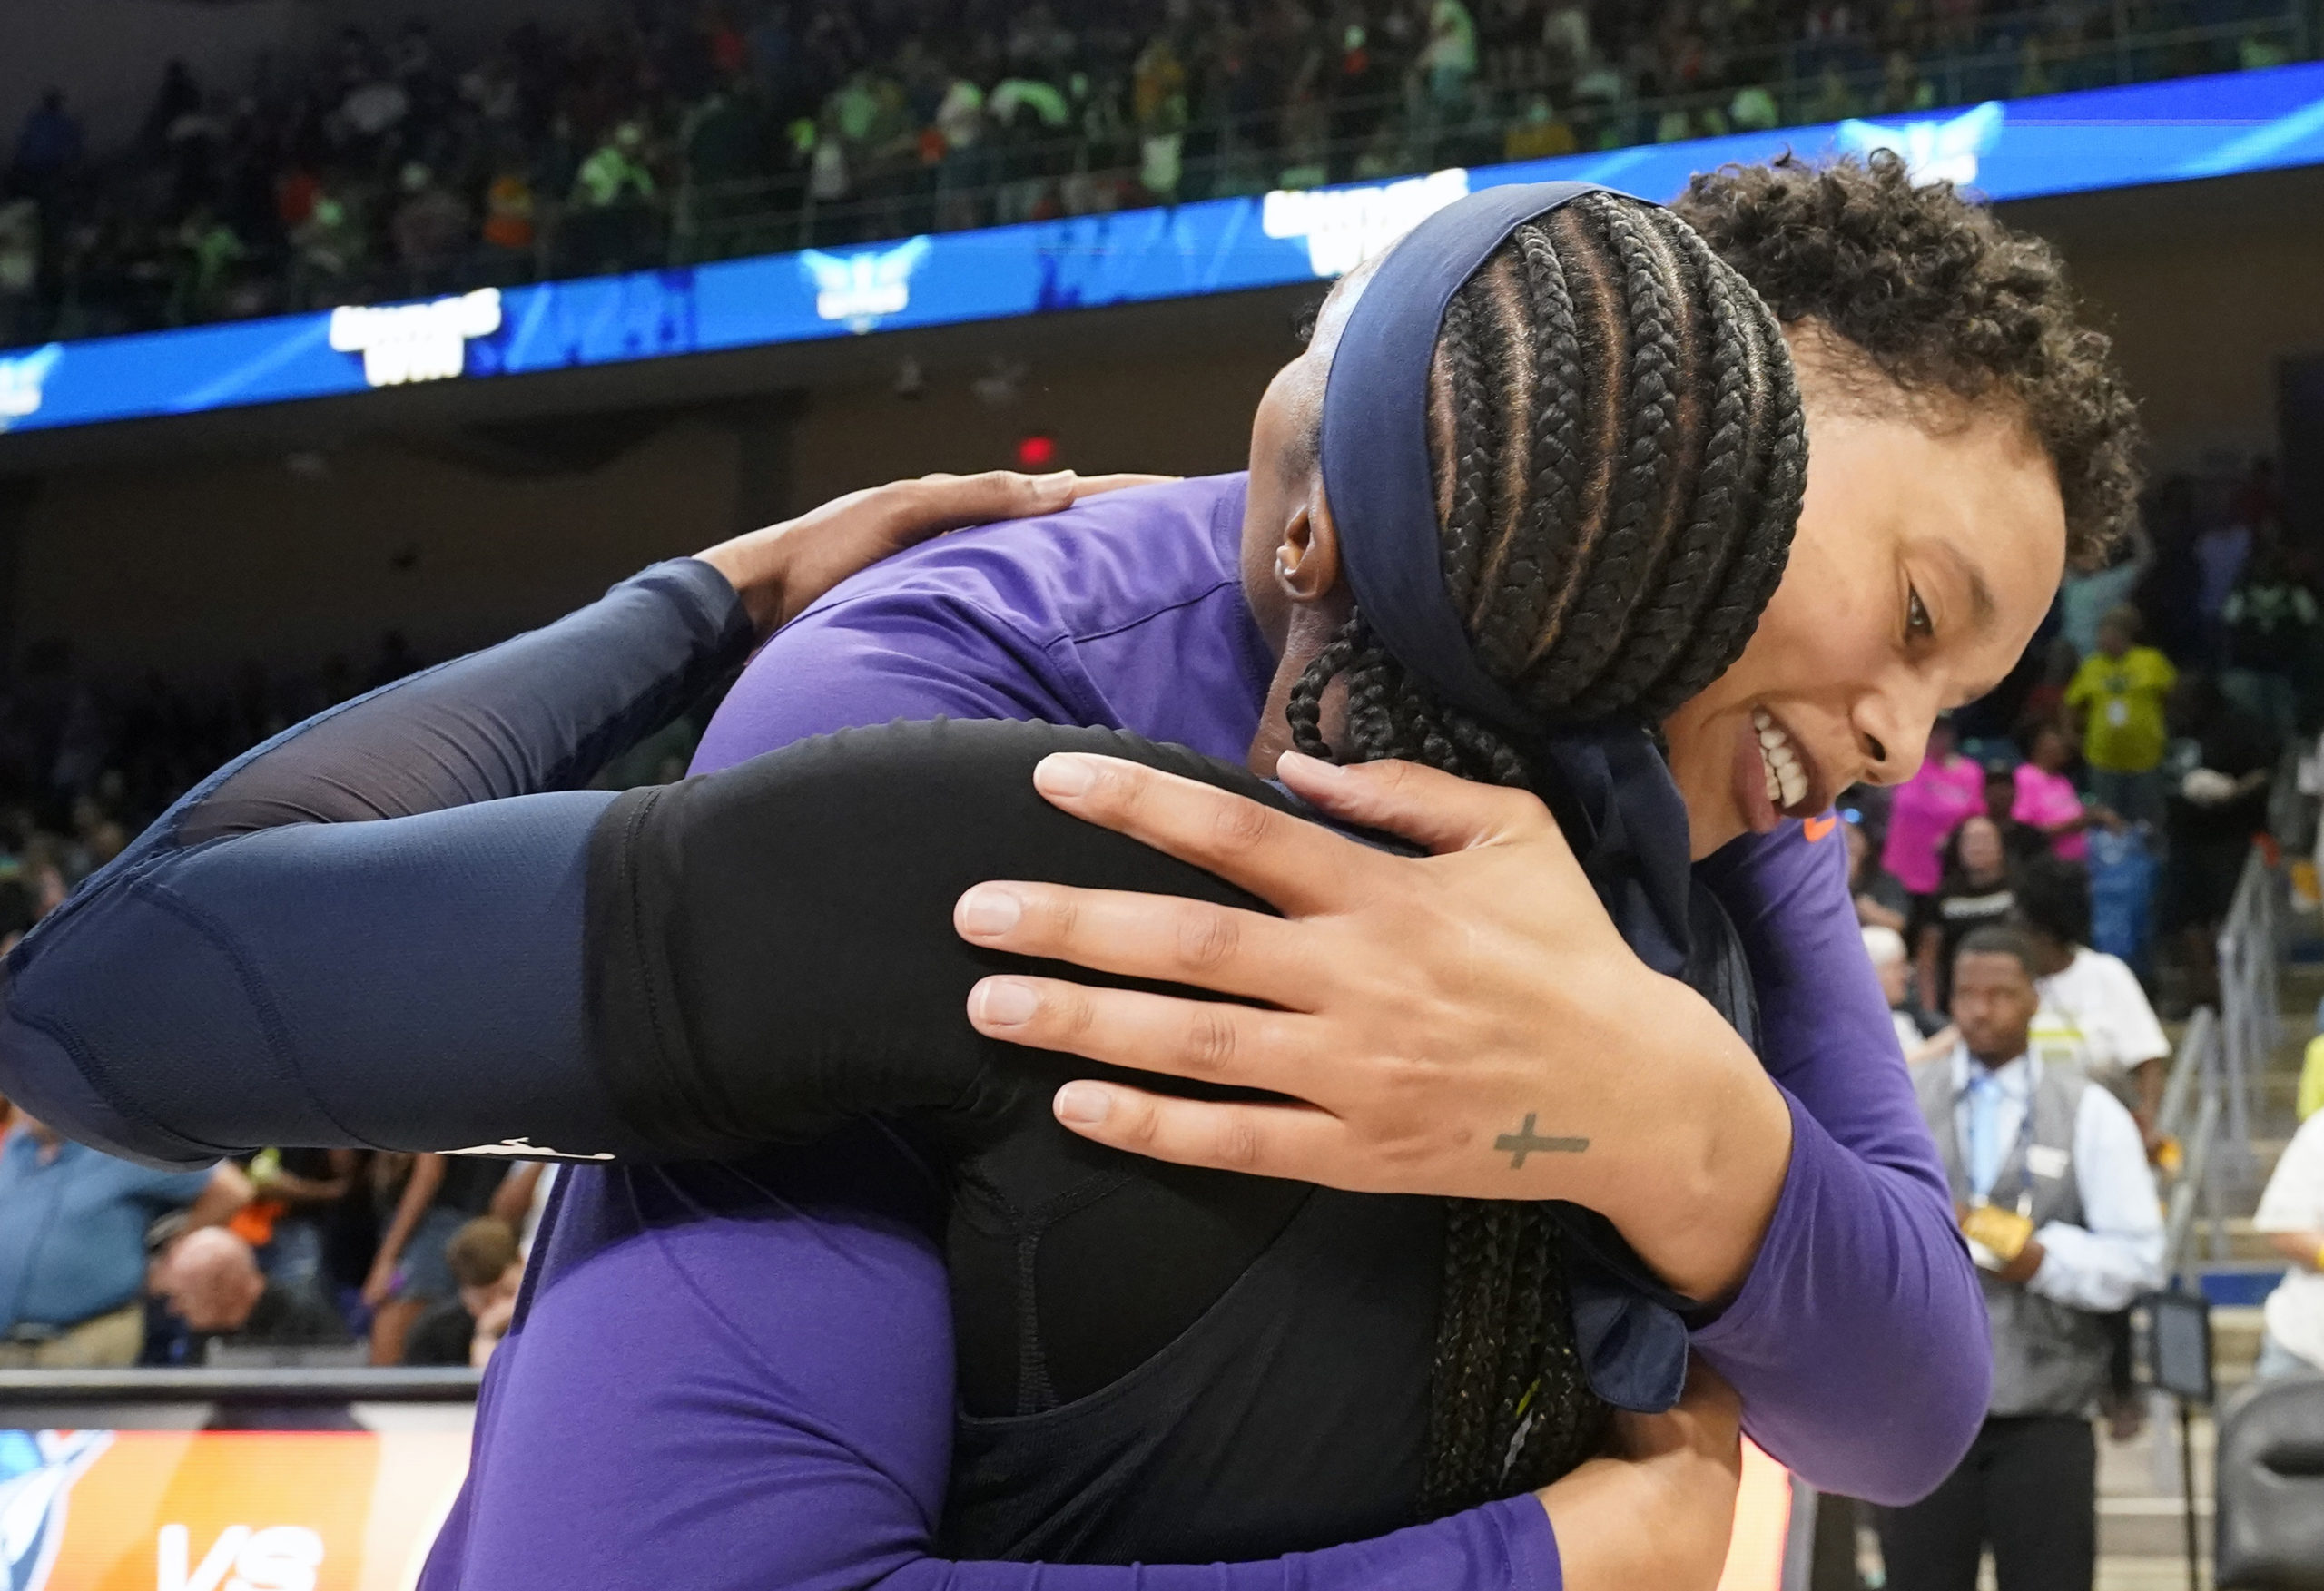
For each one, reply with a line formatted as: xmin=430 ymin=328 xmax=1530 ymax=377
xmin=1802 ymin=814 xmax=1837 ymax=843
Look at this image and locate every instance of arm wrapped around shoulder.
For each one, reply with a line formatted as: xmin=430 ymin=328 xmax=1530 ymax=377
xmin=585 ymin=716 xmax=1295 ymax=1158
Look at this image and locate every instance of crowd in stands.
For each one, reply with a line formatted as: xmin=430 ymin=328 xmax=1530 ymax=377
xmin=0 ymin=0 xmax=2308 ymax=349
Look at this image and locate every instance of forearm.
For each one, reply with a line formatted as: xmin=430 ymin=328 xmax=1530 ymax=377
xmin=185 ymin=1163 xmax=253 ymax=1230
xmin=1687 ymin=1100 xmax=1988 ymax=1506
xmin=2026 ymin=1223 xmax=2163 ymax=1311
xmin=2265 ymin=1230 xmax=2324 ymax=1268
xmin=0 ymin=562 xmax=749 ymax=1165
xmin=1552 ymin=972 xmax=1792 ymax=1304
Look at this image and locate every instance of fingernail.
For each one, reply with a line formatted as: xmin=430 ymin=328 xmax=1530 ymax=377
xmin=1033 ymin=754 xmax=1097 ymax=797
xmin=956 ymin=887 xmax=1023 ymax=937
xmin=1279 ymin=749 xmax=1345 ymax=781
xmin=1055 ymin=1082 xmax=1112 ymax=1125
xmin=974 ymin=977 xmax=1040 ymax=1026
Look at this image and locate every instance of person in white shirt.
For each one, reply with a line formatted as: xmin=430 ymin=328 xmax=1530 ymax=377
xmin=1888 ymin=926 xmax=2165 ymax=1591
xmin=2015 ymin=856 xmax=2171 ymax=1136
xmin=2252 ymin=1108 xmax=2324 ymax=1380
xmin=1863 ymin=924 xmax=1926 ymax=1058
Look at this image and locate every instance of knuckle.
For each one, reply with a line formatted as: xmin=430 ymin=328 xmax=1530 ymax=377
xmin=1207 ymin=791 xmax=1275 ymax=855
xmin=1180 ymin=1007 xmax=1239 ymax=1075
xmin=1176 ymin=907 xmax=1242 ymax=974
xmin=1213 ymin=1114 xmax=1264 ymax=1169
xmin=1025 ymin=888 xmax=1080 ymax=945
xmin=1122 ymin=1097 xmax=1164 ymax=1147
xmin=1049 ymin=987 xmax=1097 ymax=1043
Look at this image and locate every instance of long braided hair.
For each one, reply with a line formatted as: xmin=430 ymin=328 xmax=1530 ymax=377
xmin=1291 ymin=192 xmax=1808 ymax=1514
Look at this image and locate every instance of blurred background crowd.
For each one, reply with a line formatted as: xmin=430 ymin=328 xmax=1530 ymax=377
xmin=0 ymin=0 xmax=2311 ymax=349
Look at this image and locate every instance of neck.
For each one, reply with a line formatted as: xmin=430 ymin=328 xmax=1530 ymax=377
xmin=1970 ymin=1044 xmax=2025 ymax=1072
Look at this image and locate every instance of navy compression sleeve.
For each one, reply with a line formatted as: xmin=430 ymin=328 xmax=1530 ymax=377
xmin=0 ymin=560 xmax=752 ymax=1167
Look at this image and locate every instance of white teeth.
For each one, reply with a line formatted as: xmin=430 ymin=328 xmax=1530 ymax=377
xmin=1753 ymin=708 xmax=1809 ymax=812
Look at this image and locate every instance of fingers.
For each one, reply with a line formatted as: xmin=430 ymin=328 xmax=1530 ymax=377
xmin=1275 ymin=751 xmax=1557 ymax=857
xmin=1068 ymin=473 xmax=1180 ymax=499
xmin=1047 ymin=1080 xmax=1344 ymax=1182
xmin=1026 ymin=753 xmax=1384 ymax=917
xmin=954 ymin=883 xmax=1312 ymax=1005
xmin=881 ymin=469 xmax=1081 ymax=540
xmin=965 ymin=976 xmax=1317 ymax=1089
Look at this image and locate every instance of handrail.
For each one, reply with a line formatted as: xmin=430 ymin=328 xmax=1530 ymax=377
xmin=2154 ymin=1004 xmax=2219 ymax=1149
xmin=2214 ymin=843 xmax=2281 ymax=1188
xmin=2164 ymin=1088 xmax=2224 ymax=1281
xmin=0 ymin=1368 xmax=479 ymax=1403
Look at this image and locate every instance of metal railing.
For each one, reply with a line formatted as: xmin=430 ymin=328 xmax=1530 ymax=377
xmin=2215 ymin=845 xmax=2283 ymax=1191
xmin=2159 ymin=1006 xmax=2228 ymax=1273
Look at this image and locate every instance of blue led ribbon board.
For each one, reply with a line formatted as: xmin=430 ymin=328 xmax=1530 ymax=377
xmin=6 ymin=61 xmax=2324 ymax=435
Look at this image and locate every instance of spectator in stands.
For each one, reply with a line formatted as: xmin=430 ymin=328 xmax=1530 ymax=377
xmin=155 ymin=1226 xmax=346 ymax=1357
xmin=404 ymin=1217 xmax=524 ymax=1370
xmin=2013 ymin=722 xmax=2106 ymax=862
xmin=1886 ymin=927 xmax=2164 ymax=1591
xmin=390 ymin=162 xmax=473 ymax=296
xmin=2013 ymin=856 xmax=2171 ymax=1136
xmin=0 ymin=1112 xmax=250 ymax=1367
xmin=1883 ymin=713 xmax=1985 ymax=902
xmin=2063 ymin=604 xmax=2176 ymax=831
xmin=1914 ymin=814 xmax=2018 ymax=1015
xmin=2194 ymin=511 xmax=2254 ymax=663
xmin=2252 ymin=1104 xmax=2324 ymax=1380
xmin=2061 ymin=519 xmax=2149 ymax=663
xmin=1847 ymin=815 xmax=1910 ymax=932
xmin=2162 ymin=671 xmax=2275 ymax=1011
xmin=2219 ymin=545 xmax=2319 ymax=740
xmin=364 ymin=1153 xmax=516 ymax=1363
xmin=1979 ymin=759 xmax=2050 ymax=865
xmin=1863 ymin=923 xmax=1934 ymax=1058
xmin=8 ymin=89 xmax=83 ymax=207
xmin=234 ymin=1148 xmax=356 ymax=1305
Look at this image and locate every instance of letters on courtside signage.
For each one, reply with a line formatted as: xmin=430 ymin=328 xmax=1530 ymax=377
xmin=0 ymin=1429 xmax=466 ymax=1591
xmin=6 ymin=62 xmax=2324 ymax=436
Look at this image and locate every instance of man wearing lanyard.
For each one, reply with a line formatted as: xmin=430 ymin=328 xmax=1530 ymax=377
xmin=1887 ymin=926 xmax=2165 ymax=1591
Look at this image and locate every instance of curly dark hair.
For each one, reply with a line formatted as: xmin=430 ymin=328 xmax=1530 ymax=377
xmin=1673 ymin=152 xmax=2142 ymax=568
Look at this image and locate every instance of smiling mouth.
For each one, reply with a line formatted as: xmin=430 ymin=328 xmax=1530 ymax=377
xmin=1752 ymin=707 xmax=1822 ymax=817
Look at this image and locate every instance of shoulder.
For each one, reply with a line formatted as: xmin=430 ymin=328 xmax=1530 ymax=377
xmin=793 ymin=474 xmax=1251 ymax=648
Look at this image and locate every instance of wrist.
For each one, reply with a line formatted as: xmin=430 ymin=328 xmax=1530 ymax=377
xmin=1572 ymin=972 xmax=1792 ymax=1302
xmin=689 ymin=546 xmax=787 ymax=636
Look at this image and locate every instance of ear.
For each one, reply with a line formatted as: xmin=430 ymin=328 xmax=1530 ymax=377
xmin=1274 ymin=484 xmax=1344 ymax=606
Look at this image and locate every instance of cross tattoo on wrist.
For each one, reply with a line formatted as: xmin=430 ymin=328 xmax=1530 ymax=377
xmin=1493 ymin=1114 xmax=1589 ymax=1168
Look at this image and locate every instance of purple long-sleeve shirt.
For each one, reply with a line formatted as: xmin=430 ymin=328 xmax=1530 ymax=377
xmin=694 ymin=474 xmax=1989 ymax=1499
xmin=428 ymin=473 xmax=1983 ymax=1586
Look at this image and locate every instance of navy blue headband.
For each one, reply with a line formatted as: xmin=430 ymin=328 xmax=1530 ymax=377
xmin=1319 ymin=179 xmax=1625 ymax=736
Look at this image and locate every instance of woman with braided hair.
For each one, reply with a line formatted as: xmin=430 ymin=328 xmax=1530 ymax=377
xmin=0 ymin=160 xmax=2138 ymax=1588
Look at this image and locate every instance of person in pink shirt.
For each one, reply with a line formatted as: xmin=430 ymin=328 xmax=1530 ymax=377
xmin=2014 ymin=722 xmax=2112 ymax=862
xmin=1882 ymin=716 xmax=1986 ymax=897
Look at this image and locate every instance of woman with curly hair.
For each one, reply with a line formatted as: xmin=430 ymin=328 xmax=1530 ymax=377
xmin=1 ymin=156 xmax=2141 ymax=1589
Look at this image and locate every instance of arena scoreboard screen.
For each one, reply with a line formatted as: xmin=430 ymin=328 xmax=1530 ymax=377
xmin=7 ymin=61 xmax=2319 ymax=437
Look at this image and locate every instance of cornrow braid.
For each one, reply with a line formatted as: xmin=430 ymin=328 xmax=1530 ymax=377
xmin=1285 ymin=192 xmax=1806 ymax=1519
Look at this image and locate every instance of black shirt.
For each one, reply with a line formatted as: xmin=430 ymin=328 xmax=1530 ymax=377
xmin=224 ymin=1282 xmax=348 ymax=1348
xmin=404 ymin=1300 xmax=478 ymax=1366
